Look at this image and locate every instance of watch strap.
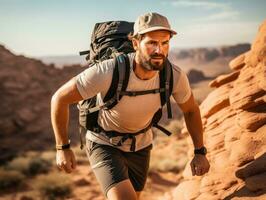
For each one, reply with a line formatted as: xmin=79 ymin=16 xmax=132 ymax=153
xmin=194 ymin=146 xmax=207 ymax=155
xmin=56 ymin=140 xmax=71 ymax=150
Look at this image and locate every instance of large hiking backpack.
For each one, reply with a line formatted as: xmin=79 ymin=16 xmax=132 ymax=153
xmin=78 ymin=21 xmax=175 ymax=150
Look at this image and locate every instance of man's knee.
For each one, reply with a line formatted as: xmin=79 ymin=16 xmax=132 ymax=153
xmin=106 ymin=179 xmax=137 ymax=200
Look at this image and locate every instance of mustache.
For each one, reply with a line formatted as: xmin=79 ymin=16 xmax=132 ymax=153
xmin=150 ymin=54 xmax=165 ymax=59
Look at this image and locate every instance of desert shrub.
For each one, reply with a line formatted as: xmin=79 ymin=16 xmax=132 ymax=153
xmin=34 ymin=172 xmax=72 ymax=200
xmin=40 ymin=151 xmax=55 ymax=162
xmin=27 ymin=157 xmax=51 ymax=175
xmin=6 ymin=156 xmax=51 ymax=176
xmin=0 ymin=168 xmax=25 ymax=191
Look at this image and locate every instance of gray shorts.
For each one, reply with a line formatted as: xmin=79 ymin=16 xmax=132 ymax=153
xmin=86 ymin=139 xmax=152 ymax=197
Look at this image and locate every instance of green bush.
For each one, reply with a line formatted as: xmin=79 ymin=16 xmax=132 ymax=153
xmin=0 ymin=168 xmax=25 ymax=191
xmin=34 ymin=172 xmax=72 ymax=200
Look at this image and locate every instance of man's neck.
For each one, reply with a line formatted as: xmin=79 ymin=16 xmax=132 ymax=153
xmin=133 ymin=59 xmax=157 ymax=80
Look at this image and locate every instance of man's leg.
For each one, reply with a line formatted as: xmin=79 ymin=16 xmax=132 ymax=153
xmin=86 ymin=141 xmax=133 ymax=199
xmin=107 ymin=179 xmax=137 ymax=200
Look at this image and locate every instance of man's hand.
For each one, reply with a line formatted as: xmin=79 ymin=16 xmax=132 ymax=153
xmin=190 ymin=154 xmax=210 ymax=176
xmin=56 ymin=149 xmax=77 ymax=173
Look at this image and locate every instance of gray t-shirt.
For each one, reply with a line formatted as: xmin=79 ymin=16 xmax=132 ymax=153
xmin=76 ymin=53 xmax=192 ymax=151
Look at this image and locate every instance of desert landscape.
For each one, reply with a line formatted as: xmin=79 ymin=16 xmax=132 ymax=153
xmin=0 ymin=19 xmax=265 ymax=200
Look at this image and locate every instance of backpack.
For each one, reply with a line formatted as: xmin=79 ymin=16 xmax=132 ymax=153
xmin=78 ymin=21 xmax=175 ymax=150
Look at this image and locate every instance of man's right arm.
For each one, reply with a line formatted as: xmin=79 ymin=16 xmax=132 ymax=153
xmin=51 ymin=77 xmax=83 ymax=147
xmin=51 ymin=77 xmax=84 ymax=173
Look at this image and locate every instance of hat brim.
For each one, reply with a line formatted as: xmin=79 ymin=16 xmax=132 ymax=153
xmin=136 ymin=26 xmax=177 ymax=36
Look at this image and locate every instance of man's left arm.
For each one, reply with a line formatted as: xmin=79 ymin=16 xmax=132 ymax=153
xmin=177 ymin=92 xmax=210 ymax=176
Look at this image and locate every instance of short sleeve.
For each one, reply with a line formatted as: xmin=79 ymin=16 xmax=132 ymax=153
xmin=172 ymin=66 xmax=192 ymax=104
xmin=75 ymin=59 xmax=114 ymax=99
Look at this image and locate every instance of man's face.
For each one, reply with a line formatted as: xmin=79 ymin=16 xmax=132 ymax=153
xmin=134 ymin=30 xmax=171 ymax=71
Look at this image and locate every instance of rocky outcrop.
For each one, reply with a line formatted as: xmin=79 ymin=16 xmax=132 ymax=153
xmin=170 ymin=20 xmax=266 ymax=199
xmin=0 ymin=45 xmax=84 ymax=163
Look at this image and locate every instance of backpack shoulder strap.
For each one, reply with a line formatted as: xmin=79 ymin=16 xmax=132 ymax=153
xmin=159 ymin=59 xmax=174 ymax=118
xmin=103 ymin=54 xmax=130 ymax=109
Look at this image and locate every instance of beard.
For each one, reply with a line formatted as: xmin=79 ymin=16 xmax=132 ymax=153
xmin=137 ymin=50 xmax=166 ymax=71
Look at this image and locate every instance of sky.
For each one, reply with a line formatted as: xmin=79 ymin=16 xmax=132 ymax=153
xmin=0 ymin=0 xmax=265 ymax=57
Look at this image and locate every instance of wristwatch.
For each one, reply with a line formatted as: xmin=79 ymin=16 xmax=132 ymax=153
xmin=56 ymin=140 xmax=71 ymax=150
xmin=194 ymin=146 xmax=207 ymax=155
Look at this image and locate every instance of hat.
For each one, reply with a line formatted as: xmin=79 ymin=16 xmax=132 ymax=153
xmin=133 ymin=12 xmax=177 ymax=36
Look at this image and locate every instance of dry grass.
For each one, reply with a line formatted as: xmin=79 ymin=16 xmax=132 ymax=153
xmin=0 ymin=168 xmax=25 ymax=191
xmin=6 ymin=154 xmax=52 ymax=176
xmin=40 ymin=151 xmax=56 ymax=165
xmin=150 ymin=120 xmax=189 ymax=173
xmin=33 ymin=172 xmax=72 ymax=200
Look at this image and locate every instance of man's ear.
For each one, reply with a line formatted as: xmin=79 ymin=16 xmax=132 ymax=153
xmin=132 ymin=38 xmax=139 ymax=51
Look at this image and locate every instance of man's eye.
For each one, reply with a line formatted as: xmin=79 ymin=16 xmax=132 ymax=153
xmin=162 ymin=41 xmax=169 ymax=45
xmin=148 ymin=41 xmax=157 ymax=45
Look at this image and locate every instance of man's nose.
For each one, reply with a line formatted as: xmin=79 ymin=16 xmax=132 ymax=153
xmin=154 ymin=43 xmax=163 ymax=54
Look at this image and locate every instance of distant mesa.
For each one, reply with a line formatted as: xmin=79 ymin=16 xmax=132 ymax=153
xmin=169 ymin=43 xmax=251 ymax=77
xmin=172 ymin=43 xmax=251 ymax=62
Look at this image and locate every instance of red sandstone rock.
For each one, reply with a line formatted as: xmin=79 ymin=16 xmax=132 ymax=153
xmin=172 ymin=20 xmax=266 ymax=200
xmin=209 ymin=70 xmax=240 ymax=88
xmin=229 ymin=53 xmax=245 ymax=70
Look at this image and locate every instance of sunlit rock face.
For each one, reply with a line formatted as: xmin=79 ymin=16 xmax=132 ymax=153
xmin=0 ymin=45 xmax=83 ymax=163
xmin=171 ymin=20 xmax=266 ymax=200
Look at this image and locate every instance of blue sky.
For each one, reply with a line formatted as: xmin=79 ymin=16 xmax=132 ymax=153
xmin=0 ymin=0 xmax=265 ymax=57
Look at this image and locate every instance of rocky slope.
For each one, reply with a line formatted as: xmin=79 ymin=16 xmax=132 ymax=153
xmin=168 ymin=21 xmax=266 ymax=200
xmin=0 ymin=45 xmax=84 ymax=163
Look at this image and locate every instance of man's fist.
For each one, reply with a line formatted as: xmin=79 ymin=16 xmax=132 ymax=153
xmin=56 ymin=149 xmax=77 ymax=173
xmin=190 ymin=154 xmax=210 ymax=176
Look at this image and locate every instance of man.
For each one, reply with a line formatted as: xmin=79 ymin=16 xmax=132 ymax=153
xmin=51 ymin=12 xmax=210 ymax=200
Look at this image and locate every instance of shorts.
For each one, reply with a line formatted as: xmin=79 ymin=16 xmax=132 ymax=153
xmin=86 ymin=139 xmax=152 ymax=197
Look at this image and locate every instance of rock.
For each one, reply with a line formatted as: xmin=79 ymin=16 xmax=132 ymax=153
xmin=17 ymin=108 xmax=36 ymax=123
xmin=229 ymin=53 xmax=245 ymax=70
xmin=187 ymin=69 xmax=210 ymax=84
xmin=236 ymin=153 xmax=266 ymax=179
xmin=209 ymin=70 xmax=240 ymax=88
xmin=229 ymin=65 xmax=265 ymax=110
xmin=235 ymin=105 xmax=266 ymax=131
xmin=229 ymin=130 xmax=265 ymax=167
xmin=257 ymin=62 xmax=266 ymax=91
xmin=173 ymin=179 xmax=201 ymax=200
xmin=0 ymin=44 xmax=84 ymax=163
xmin=245 ymin=172 xmax=266 ymax=191
xmin=210 ymin=150 xmax=230 ymax=172
xmin=200 ymin=83 xmax=232 ymax=118
xmin=170 ymin=20 xmax=266 ymax=200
